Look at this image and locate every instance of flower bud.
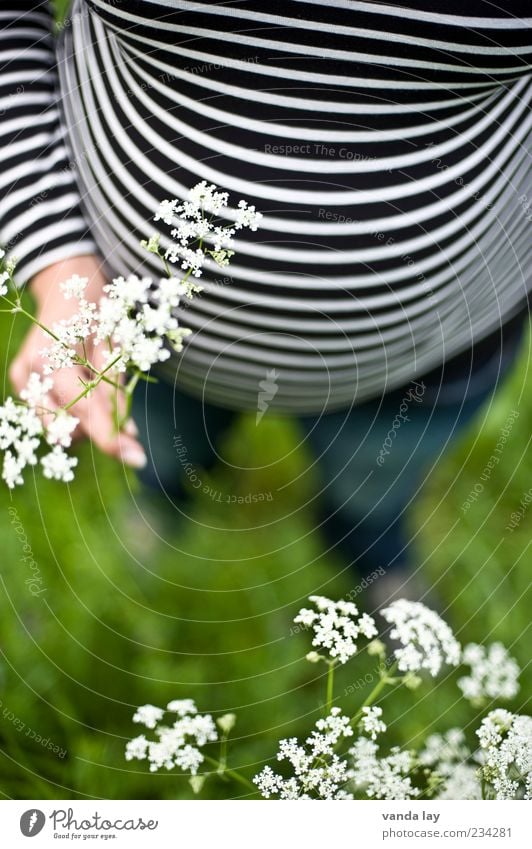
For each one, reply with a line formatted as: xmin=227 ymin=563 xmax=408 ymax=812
xmin=189 ymin=775 xmax=206 ymax=794
xmin=216 ymin=713 xmax=237 ymax=735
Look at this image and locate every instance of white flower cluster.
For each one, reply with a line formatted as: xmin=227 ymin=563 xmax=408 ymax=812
xmin=42 ymin=272 xmax=190 ymax=377
xmin=294 ymin=595 xmax=378 ymax=665
xmin=0 ymin=377 xmax=78 ymax=487
xmin=419 ymin=729 xmax=481 ymax=800
xmin=476 ymin=709 xmax=532 ymax=799
xmin=359 ymin=706 xmax=387 ymax=741
xmin=253 ymin=708 xmax=354 ymax=799
xmin=1 ymin=184 xmax=261 ymax=488
xmin=126 ymin=700 xmax=218 ymax=775
xmin=458 ymin=642 xmax=520 ymax=704
xmin=380 ymin=599 xmax=461 ymax=677
xmin=348 ymin=737 xmax=419 ymax=800
xmin=154 ymin=181 xmax=262 ymax=278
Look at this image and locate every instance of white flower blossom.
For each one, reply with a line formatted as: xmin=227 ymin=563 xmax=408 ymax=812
xmin=45 ymin=412 xmax=79 ymax=448
xmin=458 ymin=642 xmax=520 ymax=704
xmin=476 ymin=710 xmax=532 ymax=799
xmin=40 ymin=446 xmax=78 ymax=482
xmin=2 ymin=186 xmax=260 ymax=488
xmin=133 ymin=704 xmax=165 ymax=729
xmin=2 ymin=450 xmax=25 ymax=488
xmin=126 ymin=700 xmax=218 ymax=776
xmin=418 ymin=728 xmax=481 ymax=799
xmin=235 ymin=198 xmax=262 ymax=231
xmin=348 ymin=737 xmax=419 ymax=800
xmin=159 ymin=182 xmax=260 ymax=278
xmin=253 ymin=708 xmax=353 ymax=800
xmin=0 ymin=395 xmax=44 ymax=486
xmin=359 ymin=706 xmax=387 ymax=740
xmin=167 ymin=699 xmax=197 ymax=717
xmin=294 ymin=595 xmax=377 ymax=665
xmin=59 ymin=274 xmax=88 ymax=300
xmin=20 ymin=372 xmax=53 ymax=408
xmin=154 ymin=198 xmax=178 ymax=225
xmin=125 ymin=734 xmax=149 ymax=761
xmin=380 ymin=599 xmax=461 ymax=677
xmin=438 ymin=764 xmax=482 ymax=800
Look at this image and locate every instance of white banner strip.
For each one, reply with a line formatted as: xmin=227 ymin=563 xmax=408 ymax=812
xmin=0 ymin=800 xmax=529 ymax=847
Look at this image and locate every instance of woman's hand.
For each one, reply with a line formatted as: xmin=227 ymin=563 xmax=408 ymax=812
xmin=8 ymin=254 xmax=147 ymax=468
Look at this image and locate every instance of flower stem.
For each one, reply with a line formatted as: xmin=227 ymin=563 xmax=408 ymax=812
xmin=63 ymin=354 xmax=123 ymax=411
xmin=349 ymin=662 xmax=398 ymax=730
xmin=202 ymin=754 xmax=256 ymax=793
xmin=325 ymin=662 xmax=335 ymax=714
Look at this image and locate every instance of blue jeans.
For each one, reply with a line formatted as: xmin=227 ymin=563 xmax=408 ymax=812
xmin=132 ymin=314 xmax=528 ymax=576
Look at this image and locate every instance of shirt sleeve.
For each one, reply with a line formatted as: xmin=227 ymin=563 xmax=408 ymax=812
xmin=0 ymin=1 xmax=96 ymax=285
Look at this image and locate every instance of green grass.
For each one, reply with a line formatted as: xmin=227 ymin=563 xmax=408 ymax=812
xmin=0 ymin=292 xmax=530 ymax=799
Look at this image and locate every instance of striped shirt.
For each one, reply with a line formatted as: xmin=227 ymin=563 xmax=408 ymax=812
xmin=1 ymin=1 xmax=531 ymax=412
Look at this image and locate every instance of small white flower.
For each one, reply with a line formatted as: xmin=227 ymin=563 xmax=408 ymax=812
xmin=20 ymin=372 xmax=53 ymax=409
xmin=154 ymin=199 xmax=178 ymax=225
xmin=14 ymin=435 xmax=40 ymax=466
xmin=348 ymin=737 xmax=419 ymax=800
xmin=59 ymin=274 xmax=88 ymax=300
xmin=235 ymin=198 xmax=262 ymax=231
xmin=2 ymin=450 xmax=24 ymax=488
xmin=40 ymin=446 xmax=78 ymax=482
xmin=380 ymin=599 xmax=461 ymax=677
xmin=254 ymin=708 xmax=353 ymax=800
xmin=126 ymin=701 xmax=218 ymax=777
xmin=458 ymin=642 xmax=520 ymax=704
xmin=476 ymin=710 xmax=532 ymax=799
xmin=46 ymin=412 xmax=79 ymax=448
xmin=294 ymin=595 xmax=377 ymax=665
xmin=132 ymin=704 xmax=165 ymax=729
xmin=166 ymin=699 xmax=197 ymax=717
xmin=125 ymin=734 xmax=149 ymax=761
xmin=359 ymin=706 xmax=387 ymax=741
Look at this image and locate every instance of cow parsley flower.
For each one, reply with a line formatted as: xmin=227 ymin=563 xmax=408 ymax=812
xmin=359 ymin=706 xmax=387 ymax=741
xmin=125 ymin=734 xmax=149 ymax=761
xmin=167 ymin=699 xmax=197 ymax=717
xmin=418 ymin=728 xmax=481 ymax=799
xmin=253 ymin=708 xmax=353 ymax=800
xmin=438 ymin=764 xmax=482 ymax=800
xmin=380 ymin=599 xmax=461 ymax=677
xmin=20 ymin=372 xmax=53 ymax=409
xmin=133 ymin=704 xmax=165 ymax=729
xmin=2 ymin=186 xmax=261 ymax=489
xmin=0 ymin=396 xmax=44 ymax=487
xmin=2 ymin=450 xmax=24 ymax=488
xmin=458 ymin=642 xmax=520 ymax=704
xmin=158 ymin=182 xmax=261 ymax=278
xmin=348 ymin=737 xmax=419 ymax=800
xmin=294 ymin=595 xmax=377 ymax=665
xmin=40 ymin=446 xmax=78 ymax=482
xmin=476 ymin=710 xmax=532 ymax=799
xmin=127 ymin=700 xmax=217 ymax=776
xmin=60 ymin=274 xmax=88 ymax=300
xmin=46 ymin=412 xmax=78 ymax=448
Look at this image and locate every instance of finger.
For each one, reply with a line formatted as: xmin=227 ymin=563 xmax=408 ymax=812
xmin=51 ymin=367 xmax=146 ymax=468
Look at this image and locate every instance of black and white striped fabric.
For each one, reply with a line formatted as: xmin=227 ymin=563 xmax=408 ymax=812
xmin=2 ymin=1 xmax=532 ymax=412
